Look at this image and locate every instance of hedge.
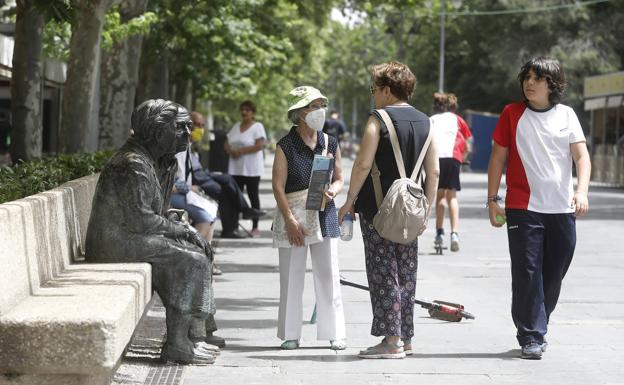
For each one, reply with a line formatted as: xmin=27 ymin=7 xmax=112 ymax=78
xmin=0 ymin=152 xmax=113 ymax=204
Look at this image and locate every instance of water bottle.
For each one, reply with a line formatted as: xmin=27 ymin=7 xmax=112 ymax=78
xmin=340 ymin=213 xmax=353 ymax=241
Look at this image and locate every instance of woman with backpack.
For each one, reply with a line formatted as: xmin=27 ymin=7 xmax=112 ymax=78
xmin=338 ymin=61 xmax=439 ymax=359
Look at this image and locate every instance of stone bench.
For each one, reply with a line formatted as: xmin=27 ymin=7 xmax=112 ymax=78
xmin=0 ymin=174 xmax=152 ymax=385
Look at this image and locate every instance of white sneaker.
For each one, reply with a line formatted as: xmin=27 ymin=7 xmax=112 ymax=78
xmin=330 ymin=339 xmax=347 ymax=350
xmin=450 ymin=232 xmax=460 ymax=252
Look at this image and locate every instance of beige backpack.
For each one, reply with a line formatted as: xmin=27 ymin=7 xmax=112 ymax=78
xmin=371 ymin=109 xmax=433 ymax=244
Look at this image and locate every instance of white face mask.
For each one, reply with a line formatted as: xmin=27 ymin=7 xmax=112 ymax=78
xmin=304 ymin=108 xmax=326 ymax=131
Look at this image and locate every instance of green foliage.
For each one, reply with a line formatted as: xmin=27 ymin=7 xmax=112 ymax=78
xmin=320 ymin=0 xmax=623 ymax=134
xmin=42 ymin=18 xmax=71 ymax=60
xmin=0 ymin=152 xmax=112 ymax=204
xmin=101 ymin=7 xmax=157 ymax=51
xmin=140 ymin=0 xmax=335 ymax=138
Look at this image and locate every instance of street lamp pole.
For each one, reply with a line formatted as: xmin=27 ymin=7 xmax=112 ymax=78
xmin=438 ymin=0 xmax=445 ymax=93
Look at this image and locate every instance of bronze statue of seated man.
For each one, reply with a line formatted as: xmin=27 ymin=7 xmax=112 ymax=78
xmin=85 ymin=99 xmax=219 ymax=365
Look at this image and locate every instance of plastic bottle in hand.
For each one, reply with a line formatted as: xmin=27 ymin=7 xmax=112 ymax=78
xmin=340 ymin=213 xmax=353 ymax=241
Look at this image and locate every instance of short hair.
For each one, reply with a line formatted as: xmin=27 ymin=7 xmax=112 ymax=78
xmin=190 ymin=111 xmax=205 ymax=127
xmin=517 ymin=56 xmax=566 ymax=105
xmin=287 ymin=107 xmax=305 ymax=125
xmin=370 ymin=61 xmax=416 ymax=101
xmin=432 ymin=92 xmax=458 ymax=113
xmin=240 ymin=100 xmax=256 ymax=113
xmin=131 ymin=99 xmax=179 ymax=143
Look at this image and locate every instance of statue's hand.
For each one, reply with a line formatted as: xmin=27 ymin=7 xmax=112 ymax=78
xmin=167 ymin=209 xmax=189 ymax=224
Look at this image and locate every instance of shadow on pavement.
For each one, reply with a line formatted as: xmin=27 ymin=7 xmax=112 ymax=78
xmin=213 ymin=262 xmax=277 ymax=273
xmin=410 ymin=350 xmax=518 ymax=360
xmin=217 ymin=318 xmax=276 ymax=329
xmin=215 ymin=297 xmax=279 ymax=310
xmin=246 ymin=353 xmax=362 ymax=362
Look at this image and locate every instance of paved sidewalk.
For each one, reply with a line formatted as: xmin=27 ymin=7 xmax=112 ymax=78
xmin=115 ymin=154 xmax=624 ymax=385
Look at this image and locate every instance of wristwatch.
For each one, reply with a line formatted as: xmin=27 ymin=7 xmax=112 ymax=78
xmin=485 ymin=194 xmax=503 ymax=208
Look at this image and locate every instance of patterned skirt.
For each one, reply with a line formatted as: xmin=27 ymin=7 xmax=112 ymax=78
xmin=359 ymin=217 xmax=418 ymax=339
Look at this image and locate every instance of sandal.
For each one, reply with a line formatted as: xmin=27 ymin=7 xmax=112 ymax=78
xmin=402 ymin=338 xmax=413 ymax=356
xmin=358 ymin=340 xmax=405 ymax=359
xmin=280 ymin=340 xmax=300 ymax=350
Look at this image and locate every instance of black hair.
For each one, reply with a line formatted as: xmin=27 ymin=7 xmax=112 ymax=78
xmin=517 ymin=56 xmax=566 ymax=105
xmin=240 ymin=100 xmax=257 ymax=113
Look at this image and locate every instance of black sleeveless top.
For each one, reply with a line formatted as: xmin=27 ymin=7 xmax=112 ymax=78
xmin=355 ymin=105 xmax=431 ymax=220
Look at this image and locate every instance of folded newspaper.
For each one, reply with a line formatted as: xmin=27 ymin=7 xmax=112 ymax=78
xmin=306 ymin=154 xmax=334 ymax=211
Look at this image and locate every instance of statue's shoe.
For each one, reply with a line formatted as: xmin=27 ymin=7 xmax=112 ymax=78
xmin=204 ymin=334 xmax=226 ymax=348
xmin=194 ymin=341 xmax=221 ymax=356
xmin=161 ymin=344 xmax=215 ymax=365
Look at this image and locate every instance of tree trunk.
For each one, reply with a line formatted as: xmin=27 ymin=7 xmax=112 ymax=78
xmin=98 ymin=0 xmax=149 ymax=150
xmin=174 ymin=77 xmax=192 ymax=110
xmin=59 ymin=0 xmax=115 ymax=153
xmin=10 ymin=0 xmax=44 ymax=162
xmin=136 ymin=42 xmax=169 ymax=102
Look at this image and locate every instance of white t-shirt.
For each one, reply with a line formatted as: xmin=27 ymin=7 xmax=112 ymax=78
xmin=430 ymin=111 xmax=472 ymax=162
xmin=493 ymin=102 xmax=586 ymax=213
xmin=227 ymin=121 xmax=267 ymax=177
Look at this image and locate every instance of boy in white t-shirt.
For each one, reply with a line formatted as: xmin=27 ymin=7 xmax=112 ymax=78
xmin=487 ymin=57 xmax=591 ymax=360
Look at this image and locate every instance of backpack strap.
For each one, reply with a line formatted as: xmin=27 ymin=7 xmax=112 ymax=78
xmin=371 ymin=162 xmax=383 ymax=208
xmin=410 ymin=123 xmax=433 ymax=181
xmin=371 ymin=109 xmax=434 ymax=208
xmin=372 ymin=109 xmax=404 ymax=208
xmin=321 ymin=133 xmax=329 ymax=156
xmin=376 ymin=109 xmax=406 ymax=178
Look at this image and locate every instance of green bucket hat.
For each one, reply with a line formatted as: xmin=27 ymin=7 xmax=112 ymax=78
xmin=287 ymin=86 xmax=328 ymax=112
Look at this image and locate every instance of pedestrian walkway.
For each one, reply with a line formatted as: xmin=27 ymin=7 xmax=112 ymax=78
xmin=114 ymin=153 xmax=624 ymax=385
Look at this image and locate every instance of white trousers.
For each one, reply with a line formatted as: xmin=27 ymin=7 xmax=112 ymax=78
xmin=277 ymin=237 xmax=346 ymax=341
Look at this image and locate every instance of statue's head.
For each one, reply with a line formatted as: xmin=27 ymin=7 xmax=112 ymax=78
xmin=131 ymin=99 xmax=191 ymax=157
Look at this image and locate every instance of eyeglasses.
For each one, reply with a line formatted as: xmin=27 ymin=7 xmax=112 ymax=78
xmin=370 ymin=85 xmax=383 ymax=94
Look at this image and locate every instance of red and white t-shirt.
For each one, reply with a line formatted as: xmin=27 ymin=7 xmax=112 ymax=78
xmin=430 ymin=112 xmax=472 ymax=163
xmin=493 ymin=102 xmax=586 ymax=213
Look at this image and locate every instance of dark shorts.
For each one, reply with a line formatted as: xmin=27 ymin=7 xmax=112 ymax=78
xmin=438 ymin=158 xmax=461 ymax=191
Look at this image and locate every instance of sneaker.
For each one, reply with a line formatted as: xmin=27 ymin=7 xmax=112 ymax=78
xmin=358 ymin=340 xmax=405 ymax=359
xmin=450 ymin=232 xmax=460 ymax=252
xmin=280 ymin=340 xmax=299 ymax=350
xmin=251 ymin=228 xmax=261 ymax=238
xmin=434 ymin=233 xmax=444 ymax=246
xmin=330 ymin=339 xmax=347 ymax=350
xmin=521 ymin=342 xmax=543 ymax=360
xmin=212 ymin=264 xmax=223 ymax=276
xmin=540 ymin=340 xmax=548 ymax=352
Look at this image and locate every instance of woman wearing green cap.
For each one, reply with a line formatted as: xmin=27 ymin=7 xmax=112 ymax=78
xmin=272 ymin=86 xmax=347 ymax=350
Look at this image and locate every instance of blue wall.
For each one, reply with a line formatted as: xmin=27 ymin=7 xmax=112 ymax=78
xmin=466 ymin=111 xmax=499 ymax=172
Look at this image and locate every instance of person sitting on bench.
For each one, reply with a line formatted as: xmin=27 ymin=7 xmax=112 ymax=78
xmin=190 ymin=111 xmax=265 ymax=238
